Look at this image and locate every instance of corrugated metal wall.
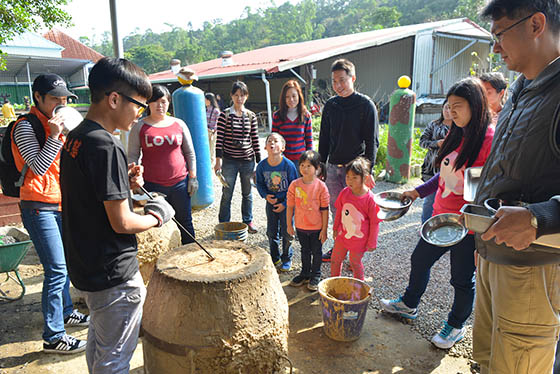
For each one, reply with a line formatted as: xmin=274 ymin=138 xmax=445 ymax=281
xmin=413 ymin=31 xmax=491 ymax=96
xmin=412 ymin=31 xmax=435 ymax=95
xmin=312 ymin=37 xmax=415 ymax=106
xmin=196 ymin=77 xmax=292 ymax=113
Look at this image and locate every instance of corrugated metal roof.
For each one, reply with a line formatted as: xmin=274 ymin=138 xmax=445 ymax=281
xmin=150 ymin=18 xmax=491 ymax=83
xmin=43 ymin=29 xmax=105 ymax=63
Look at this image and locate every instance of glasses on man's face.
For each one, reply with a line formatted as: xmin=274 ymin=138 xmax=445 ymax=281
xmin=491 ymin=13 xmax=535 ymax=45
xmin=119 ymin=92 xmax=148 ymax=115
xmin=106 ymin=92 xmax=148 ymax=115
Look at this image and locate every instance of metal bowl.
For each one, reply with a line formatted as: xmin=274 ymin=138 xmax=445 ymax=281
xmin=463 ymin=166 xmax=483 ymax=203
xmin=421 ymin=213 xmax=468 ymax=247
xmin=460 ymin=204 xmax=496 ymax=234
xmin=484 ymin=198 xmax=528 ymax=214
xmin=374 ymin=191 xmax=412 ymax=211
xmin=377 ymin=205 xmax=410 ymax=222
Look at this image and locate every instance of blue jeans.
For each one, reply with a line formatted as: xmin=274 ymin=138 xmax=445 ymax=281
xmin=325 ymin=163 xmax=347 ymax=216
xmin=421 ymin=192 xmax=436 ymax=224
xmin=296 ymin=229 xmax=323 ymax=281
xmin=218 ymin=158 xmax=255 ymax=224
xmin=20 ymin=208 xmax=73 ymax=343
xmin=145 ymin=176 xmax=195 ymax=245
xmin=402 ymin=234 xmax=476 ymax=329
xmin=265 ymin=202 xmax=293 ymax=264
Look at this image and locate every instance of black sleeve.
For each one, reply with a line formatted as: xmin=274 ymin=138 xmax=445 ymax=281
xmin=318 ymin=103 xmax=331 ymax=163
xmin=556 ymin=120 xmax=560 ymax=147
xmin=85 ymin=137 xmax=130 ymax=202
xmin=363 ymin=100 xmax=379 ymax=166
xmin=528 ymin=199 xmax=560 ymax=237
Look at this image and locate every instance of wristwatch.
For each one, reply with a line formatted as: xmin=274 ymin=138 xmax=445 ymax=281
xmin=526 ymin=208 xmax=538 ymax=229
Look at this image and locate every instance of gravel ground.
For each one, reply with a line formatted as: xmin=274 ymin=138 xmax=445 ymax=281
xmin=191 ymin=137 xmax=474 ymax=361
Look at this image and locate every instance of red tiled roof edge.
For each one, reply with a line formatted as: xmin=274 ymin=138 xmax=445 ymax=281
xmin=43 ymin=28 xmax=105 ymax=62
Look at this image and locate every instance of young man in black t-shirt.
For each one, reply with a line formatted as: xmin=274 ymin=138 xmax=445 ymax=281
xmin=60 ymin=58 xmax=175 ymax=373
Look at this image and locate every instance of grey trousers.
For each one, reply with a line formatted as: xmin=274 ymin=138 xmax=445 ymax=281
xmin=82 ymin=271 xmax=146 ymax=374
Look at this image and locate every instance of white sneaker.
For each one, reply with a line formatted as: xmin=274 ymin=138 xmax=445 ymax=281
xmin=431 ymin=321 xmax=466 ymax=349
xmin=43 ymin=334 xmax=86 ymax=354
xmin=64 ymin=309 xmax=90 ymax=326
xmin=379 ymin=296 xmax=417 ymax=320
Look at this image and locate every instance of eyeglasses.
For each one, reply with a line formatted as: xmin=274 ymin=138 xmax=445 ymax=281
xmin=118 ymin=93 xmax=148 ymax=115
xmin=106 ymin=92 xmax=148 ymax=115
xmin=491 ymin=13 xmax=534 ymax=44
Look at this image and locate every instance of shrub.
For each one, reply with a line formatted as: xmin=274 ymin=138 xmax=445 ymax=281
xmin=309 ymin=118 xmax=427 ymax=178
xmin=375 ymin=125 xmax=426 ymax=177
xmin=311 ymin=116 xmax=321 ymax=147
xmin=374 ymin=124 xmax=388 ymax=176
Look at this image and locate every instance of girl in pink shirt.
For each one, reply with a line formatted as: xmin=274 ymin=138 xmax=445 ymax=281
xmin=330 ymin=157 xmax=381 ymax=281
xmin=286 ymin=150 xmax=330 ymax=291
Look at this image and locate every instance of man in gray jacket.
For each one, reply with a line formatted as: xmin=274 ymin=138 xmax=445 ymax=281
xmin=474 ymin=1 xmax=560 ymax=373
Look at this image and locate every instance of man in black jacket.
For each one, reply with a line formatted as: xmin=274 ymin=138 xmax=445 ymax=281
xmin=474 ymin=1 xmax=560 ymax=373
xmin=318 ymin=59 xmax=379 ymax=261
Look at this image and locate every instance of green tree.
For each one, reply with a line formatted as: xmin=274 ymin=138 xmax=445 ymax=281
xmin=316 ymin=0 xmax=400 ymax=37
xmin=382 ymin=0 xmax=457 ymax=25
xmin=452 ymin=0 xmax=488 ymax=28
xmin=78 ymin=36 xmax=91 ymax=47
xmin=87 ymin=0 xmax=486 ymax=72
xmin=124 ymin=44 xmax=174 ymax=74
xmin=0 ymin=0 xmax=72 ymax=69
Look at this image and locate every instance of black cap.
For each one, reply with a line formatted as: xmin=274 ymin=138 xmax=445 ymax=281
xmin=32 ymin=74 xmax=77 ymax=98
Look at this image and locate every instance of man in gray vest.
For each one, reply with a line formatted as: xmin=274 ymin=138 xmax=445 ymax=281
xmin=474 ymin=1 xmax=560 ymax=373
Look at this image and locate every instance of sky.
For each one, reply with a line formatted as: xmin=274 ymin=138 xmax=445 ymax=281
xmin=56 ymin=0 xmax=298 ymax=42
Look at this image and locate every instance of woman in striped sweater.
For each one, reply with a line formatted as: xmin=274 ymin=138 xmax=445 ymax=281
xmin=272 ymin=80 xmax=313 ymax=169
xmin=214 ymin=81 xmax=261 ymax=233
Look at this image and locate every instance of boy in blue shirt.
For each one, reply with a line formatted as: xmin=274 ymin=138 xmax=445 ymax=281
xmin=256 ymin=133 xmax=298 ymax=271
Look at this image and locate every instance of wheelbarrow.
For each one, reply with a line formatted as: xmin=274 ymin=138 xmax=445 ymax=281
xmin=0 ymin=227 xmax=32 ymax=301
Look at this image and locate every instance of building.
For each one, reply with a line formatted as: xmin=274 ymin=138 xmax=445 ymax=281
xmin=150 ymin=18 xmax=492 ymax=127
xmin=0 ymin=29 xmax=103 ymax=105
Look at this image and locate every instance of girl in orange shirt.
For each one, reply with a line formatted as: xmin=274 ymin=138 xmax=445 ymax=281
xmin=286 ymin=150 xmax=329 ymax=291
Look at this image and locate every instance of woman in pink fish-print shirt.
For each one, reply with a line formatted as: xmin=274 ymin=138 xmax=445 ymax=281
xmin=379 ymin=78 xmax=494 ymax=350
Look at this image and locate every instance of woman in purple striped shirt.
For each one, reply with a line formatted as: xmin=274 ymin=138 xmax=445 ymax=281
xmin=272 ymin=80 xmax=313 ymax=169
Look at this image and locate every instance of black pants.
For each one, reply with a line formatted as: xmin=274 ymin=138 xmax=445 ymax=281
xmin=296 ymin=229 xmax=322 ymax=281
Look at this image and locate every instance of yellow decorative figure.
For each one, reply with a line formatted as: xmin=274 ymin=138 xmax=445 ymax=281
xmin=397 ymin=75 xmax=411 ymax=89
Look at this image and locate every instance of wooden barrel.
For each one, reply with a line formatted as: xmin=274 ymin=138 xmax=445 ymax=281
xmin=142 ymin=240 xmax=289 ymax=374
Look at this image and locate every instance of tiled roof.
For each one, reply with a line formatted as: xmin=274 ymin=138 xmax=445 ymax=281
xmin=43 ymin=29 xmax=104 ymax=62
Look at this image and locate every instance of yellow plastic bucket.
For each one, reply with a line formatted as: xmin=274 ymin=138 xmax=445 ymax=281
xmin=318 ymin=277 xmax=372 ymax=341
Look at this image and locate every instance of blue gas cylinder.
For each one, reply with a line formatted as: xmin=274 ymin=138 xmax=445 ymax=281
xmin=172 ymin=84 xmax=214 ymax=210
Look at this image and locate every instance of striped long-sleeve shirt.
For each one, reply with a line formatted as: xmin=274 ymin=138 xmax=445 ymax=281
xmin=215 ymin=107 xmax=261 ymax=163
xmin=271 ymin=111 xmax=313 ymax=162
xmin=206 ymin=106 xmax=220 ymax=131
xmin=13 ymin=120 xmax=63 ymax=176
